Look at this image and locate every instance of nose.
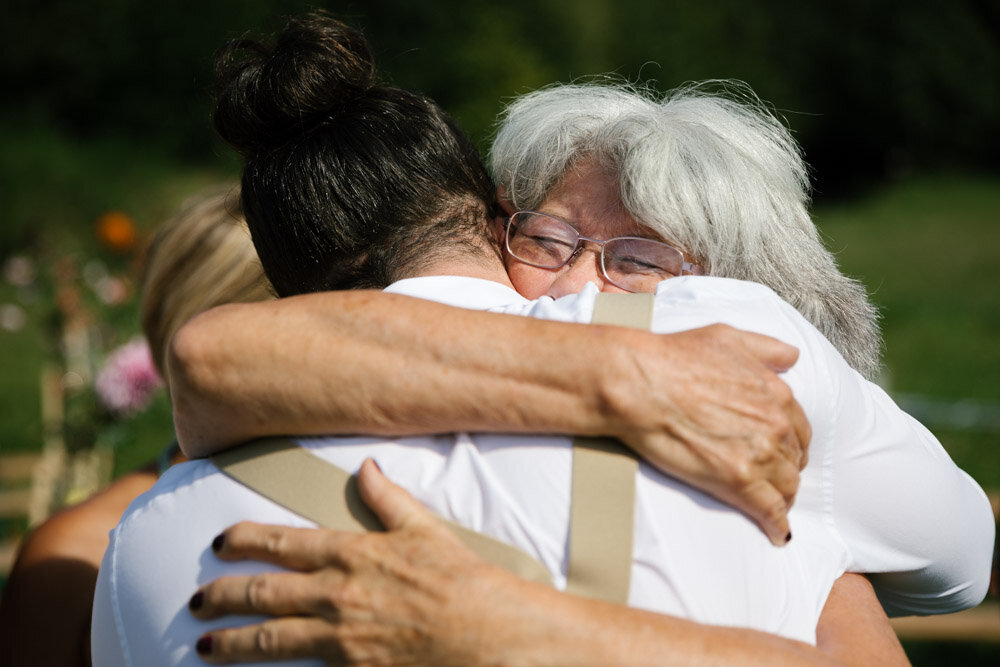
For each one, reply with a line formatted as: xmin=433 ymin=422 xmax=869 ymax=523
xmin=545 ymin=248 xmax=626 ymax=299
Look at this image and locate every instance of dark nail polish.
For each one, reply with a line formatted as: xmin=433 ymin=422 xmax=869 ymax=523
xmin=196 ymin=635 xmax=214 ymax=655
xmin=784 ymin=531 xmax=793 ymax=544
xmin=212 ymin=533 xmax=225 ymax=552
xmin=189 ymin=591 xmax=204 ymax=611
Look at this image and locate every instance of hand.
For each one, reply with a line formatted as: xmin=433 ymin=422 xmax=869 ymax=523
xmin=604 ymin=324 xmax=811 ymax=546
xmin=188 ymin=459 xmax=518 ymax=666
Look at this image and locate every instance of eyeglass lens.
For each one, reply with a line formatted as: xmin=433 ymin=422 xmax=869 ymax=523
xmin=506 ymin=211 xmax=686 ymax=291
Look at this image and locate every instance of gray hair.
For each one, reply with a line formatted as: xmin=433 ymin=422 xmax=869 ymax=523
xmin=490 ymin=79 xmax=882 ymax=379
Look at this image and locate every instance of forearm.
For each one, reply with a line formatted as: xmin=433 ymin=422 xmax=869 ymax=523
xmin=170 ymin=290 xmax=620 ymax=458
xmin=171 ymin=290 xmax=806 ymax=544
xmin=194 ymin=465 xmax=904 ymax=666
xmin=469 ymin=574 xmax=840 ymax=667
xmin=436 ymin=567 xmax=908 ymax=666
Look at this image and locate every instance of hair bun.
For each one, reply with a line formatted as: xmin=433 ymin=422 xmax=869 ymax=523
xmin=214 ymin=11 xmax=376 ymax=156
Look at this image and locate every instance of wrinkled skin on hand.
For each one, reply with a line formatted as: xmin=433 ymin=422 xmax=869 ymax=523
xmin=188 ymin=460 xmax=907 ymax=667
xmin=190 ymin=460 xmax=519 ymax=666
xmin=603 ymin=323 xmax=810 ymax=545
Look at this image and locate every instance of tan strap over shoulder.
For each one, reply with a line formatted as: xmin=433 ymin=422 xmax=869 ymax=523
xmin=564 ymin=292 xmax=652 ymax=604
xmin=213 ymin=438 xmax=555 ymax=587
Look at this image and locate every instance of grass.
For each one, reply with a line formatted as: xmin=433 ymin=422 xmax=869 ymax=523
xmin=0 ymin=282 xmax=46 ymax=454
xmin=814 ymin=175 xmax=1000 ymax=491
xmin=815 ymin=175 xmax=1000 ymax=401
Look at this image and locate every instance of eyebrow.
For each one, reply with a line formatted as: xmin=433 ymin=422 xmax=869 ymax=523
xmin=537 ymin=209 xmax=664 ymax=243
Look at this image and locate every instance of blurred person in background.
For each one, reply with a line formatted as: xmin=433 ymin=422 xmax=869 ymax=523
xmin=0 ymin=184 xmax=273 ymax=667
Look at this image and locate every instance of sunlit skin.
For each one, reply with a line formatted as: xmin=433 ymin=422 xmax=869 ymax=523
xmin=501 ymin=159 xmax=700 ymax=299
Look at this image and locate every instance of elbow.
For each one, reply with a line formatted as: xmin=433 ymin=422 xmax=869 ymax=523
xmin=874 ymin=484 xmax=996 ymax=616
xmin=939 ymin=477 xmax=997 ymax=613
xmin=167 ymin=311 xmax=229 ymax=458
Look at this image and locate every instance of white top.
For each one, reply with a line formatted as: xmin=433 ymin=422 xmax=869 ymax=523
xmin=92 ymin=276 xmax=995 ymax=667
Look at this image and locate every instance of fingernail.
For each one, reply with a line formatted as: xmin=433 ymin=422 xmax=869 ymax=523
xmin=196 ymin=635 xmax=213 ymax=655
xmin=211 ymin=533 xmax=225 ymax=552
xmin=784 ymin=531 xmax=793 ymax=544
xmin=372 ymin=458 xmax=382 ymax=473
xmin=188 ymin=591 xmax=204 ymax=611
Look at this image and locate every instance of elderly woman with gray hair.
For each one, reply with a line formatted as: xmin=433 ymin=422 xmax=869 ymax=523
xmin=491 ymin=80 xmax=880 ymax=380
xmin=167 ymin=71 xmax=991 ymax=665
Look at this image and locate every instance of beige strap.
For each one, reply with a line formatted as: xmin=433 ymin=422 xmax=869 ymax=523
xmin=213 ymin=437 xmax=554 ymax=587
xmin=590 ymin=291 xmax=655 ymax=331
xmin=564 ymin=292 xmax=652 ymax=604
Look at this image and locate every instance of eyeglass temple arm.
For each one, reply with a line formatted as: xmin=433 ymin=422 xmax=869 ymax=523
xmin=682 ymin=261 xmax=705 ymax=276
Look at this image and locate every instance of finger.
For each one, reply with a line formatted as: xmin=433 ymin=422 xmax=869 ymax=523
xmin=212 ymin=522 xmax=359 ymax=570
xmin=738 ymin=330 xmax=800 ymax=373
xmin=190 ymin=570 xmax=345 ymax=620
xmin=738 ymin=478 xmax=796 ymax=547
xmin=788 ymin=399 xmax=812 ymax=470
xmin=356 ymin=458 xmax=440 ymax=532
xmin=759 ymin=373 xmax=810 ymax=471
xmin=195 ymin=616 xmax=346 ymax=664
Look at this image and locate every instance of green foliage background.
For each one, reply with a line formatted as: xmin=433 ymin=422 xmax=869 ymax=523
xmin=0 ymin=3 xmax=997 ymax=660
xmin=3 ymin=1 xmax=998 ymax=196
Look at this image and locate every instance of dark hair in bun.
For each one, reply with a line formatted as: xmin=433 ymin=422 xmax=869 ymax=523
xmin=213 ymin=11 xmax=497 ymax=295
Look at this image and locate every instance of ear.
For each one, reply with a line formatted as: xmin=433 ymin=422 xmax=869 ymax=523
xmin=491 ymin=213 xmax=507 ymax=248
xmin=496 ymin=186 xmax=516 ymax=216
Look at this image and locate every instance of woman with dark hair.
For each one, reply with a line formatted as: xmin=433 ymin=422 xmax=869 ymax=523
xmin=212 ymin=16 xmax=499 ymax=298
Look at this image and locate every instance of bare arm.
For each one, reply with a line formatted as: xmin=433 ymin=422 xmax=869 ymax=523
xmin=170 ymin=290 xmax=808 ymax=545
xmin=189 ymin=461 xmax=907 ymax=666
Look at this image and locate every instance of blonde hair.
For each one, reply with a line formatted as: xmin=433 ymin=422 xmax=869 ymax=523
xmin=140 ymin=184 xmax=274 ymax=384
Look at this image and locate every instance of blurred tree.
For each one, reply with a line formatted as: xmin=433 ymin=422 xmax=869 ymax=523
xmin=2 ymin=0 xmax=997 ymax=196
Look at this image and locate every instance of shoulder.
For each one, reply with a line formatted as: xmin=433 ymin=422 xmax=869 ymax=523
xmin=655 ymin=275 xmax=786 ymax=309
xmin=501 ymin=283 xmax=599 ymax=323
xmin=651 ymin=276 xmax=813 ymax=341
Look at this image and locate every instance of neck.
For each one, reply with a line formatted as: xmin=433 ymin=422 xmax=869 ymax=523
xmin=399 ymin=235 xmax=515 ymax=289
xmin=405 ymin=256 xmax=515 ymax=289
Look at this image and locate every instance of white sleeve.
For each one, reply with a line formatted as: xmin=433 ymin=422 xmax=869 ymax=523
xmin=91 ymin=528 xmax=130 ymax=667
xmin=649 ymin=277 xmax=995 ymax=616
xmin=823 ymin=359 xmax=995 ymax=615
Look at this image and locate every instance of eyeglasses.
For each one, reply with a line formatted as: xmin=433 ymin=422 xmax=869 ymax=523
xmin=504 ymin=211 xmax=702 ymax=293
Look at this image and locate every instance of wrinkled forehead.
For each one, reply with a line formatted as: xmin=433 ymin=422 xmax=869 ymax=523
xmin=535 ymin=159 xmax=653 ymax=241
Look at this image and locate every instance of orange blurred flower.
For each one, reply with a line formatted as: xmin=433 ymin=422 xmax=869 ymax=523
xmin=96 ymin=211 xmax=138 ymax=253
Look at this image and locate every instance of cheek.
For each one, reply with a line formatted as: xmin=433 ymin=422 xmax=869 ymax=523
xmin=505 ymin=256 xmax=557 ymax=299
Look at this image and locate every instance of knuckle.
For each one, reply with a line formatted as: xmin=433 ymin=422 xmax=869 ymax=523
xmin=763 ymin=494 xmax=789 ymax=524
xmin=313 ymin=579 xmax=353 ymax=619
xmin=764 ymin=409 xmax=793 ymax=443
xmin=337 ymin=537 xmax=370 ymax=570
xmin=262 ymin=527 xmax=289 ymax=556
xmin=753 ymin=434 xmax=780 ymax=459
xmin=255 ymin=623 xmax=280 ymax=654
xmin=725 ymin=453 xmax=755 ymax=487
xmin=769 ymin=377 xmax=794 ymax=403
xmin=246 ymin=574 xmax=274 ymax=611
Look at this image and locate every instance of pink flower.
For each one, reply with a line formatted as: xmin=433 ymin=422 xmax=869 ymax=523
xmin=95 ymin=337 xmax=164 ymax=417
